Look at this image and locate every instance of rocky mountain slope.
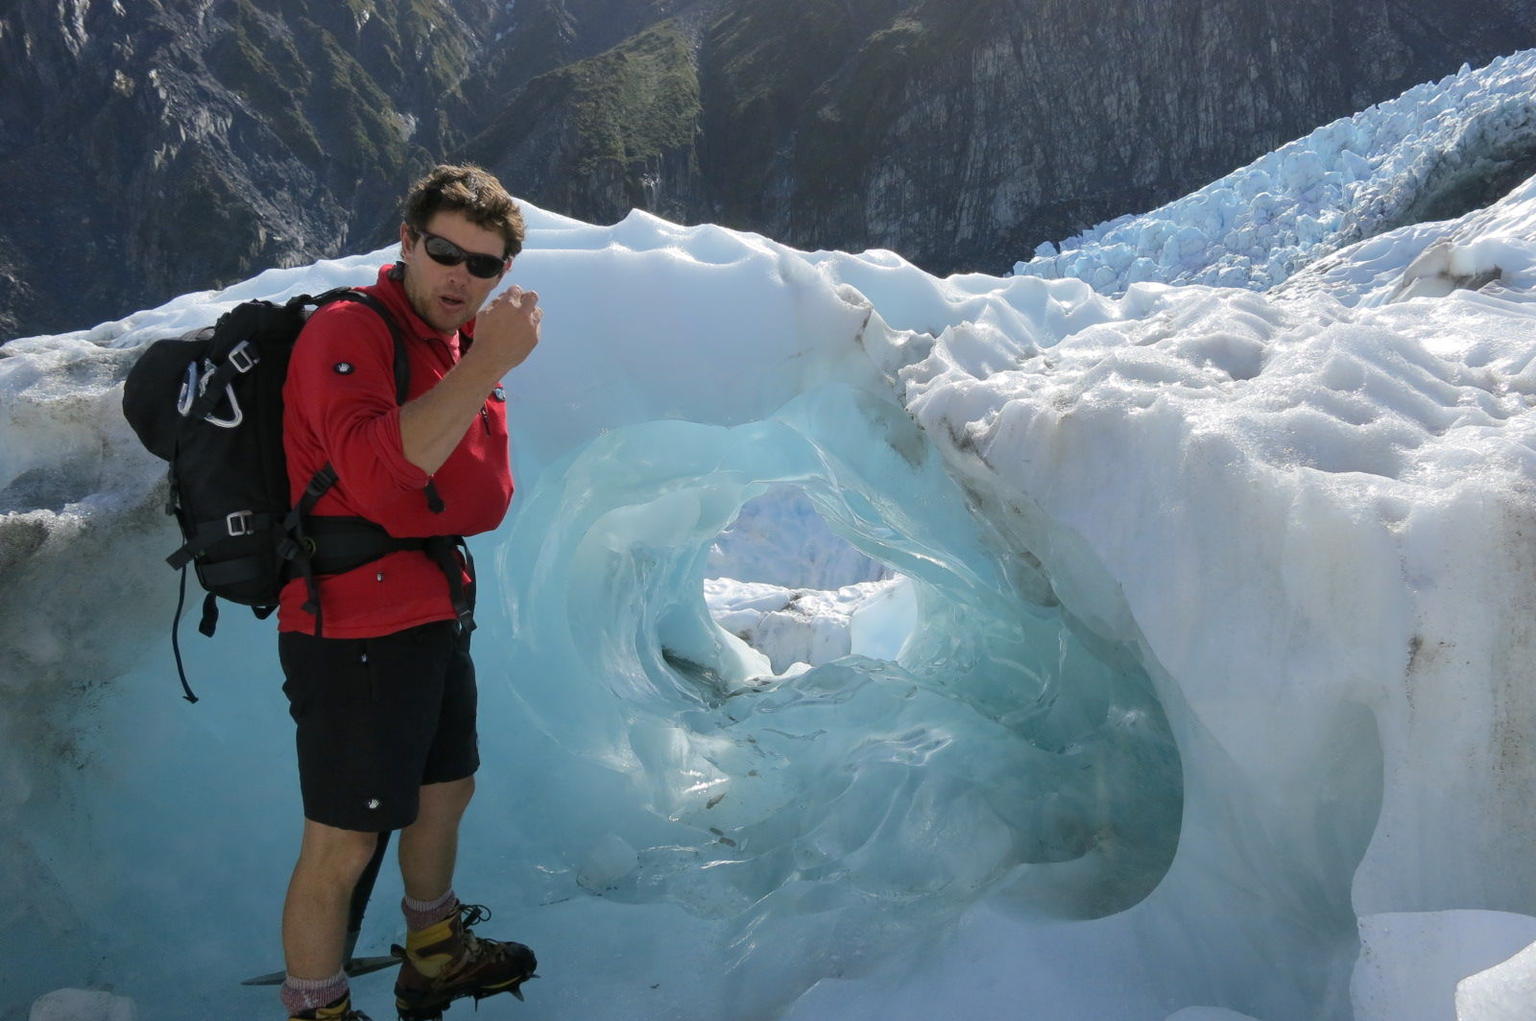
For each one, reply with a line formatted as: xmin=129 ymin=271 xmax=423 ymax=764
xmin=4 ymin=0 xmax=1535 ymax=339
xmin=2 ymin=0 xmax=456 ymax=335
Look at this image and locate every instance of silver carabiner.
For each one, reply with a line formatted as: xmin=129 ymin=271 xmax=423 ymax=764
xmin=194 ymin=357 xmax=243 ymax=428
xmin=202 ymin=385 xmax=243 ymax=428
xmin=176 ymin=361 xmax=199 ymax=417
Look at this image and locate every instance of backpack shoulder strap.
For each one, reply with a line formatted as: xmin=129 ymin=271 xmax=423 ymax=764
xmin=283 ymin=288 xmax=419 ymax=635
xmin=306 ymin=288 xmax=445 ymax=514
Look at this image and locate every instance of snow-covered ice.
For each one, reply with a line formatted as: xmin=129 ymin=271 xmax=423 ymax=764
xmin=25 ymin=991 xmax=134 ymax=1021
xmin=1456 ymin=929 xmax=1536 ymax=1020
xmin=5 ymin=48 xmax=1536 ymax=1021
xmin=1015 ymin=51 xmax=1536 ymax=298
xmin=703 ymin=576 xmax=914 ymax=673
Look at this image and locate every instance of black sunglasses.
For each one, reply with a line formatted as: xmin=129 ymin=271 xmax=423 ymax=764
xmin=412 ymin=228 xmax=508 ymax=279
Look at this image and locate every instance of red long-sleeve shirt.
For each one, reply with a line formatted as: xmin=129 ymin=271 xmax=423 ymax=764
xmin=277 ymin=264 xmax=514 ymax=636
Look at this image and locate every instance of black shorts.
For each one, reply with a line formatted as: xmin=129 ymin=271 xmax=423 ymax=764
xmin=279 ymin=621 xmax=480 ymax=832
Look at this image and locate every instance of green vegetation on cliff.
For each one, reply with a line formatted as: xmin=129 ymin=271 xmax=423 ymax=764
xmin=209 ymin=0 xmax=430 ymax=209
xmin=210 ymin=2 xmax=323 ymax=163
xmin=464 ymin=16 xmax=702 ymax=222
xmin=526 ymin=18 xmax=700 ymax=178
xmin=701 ymin=0 xmax=908 ymax=229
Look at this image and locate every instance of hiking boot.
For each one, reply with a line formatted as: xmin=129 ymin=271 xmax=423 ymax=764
xmin=392 ymin=903 xmax=537 ymax=1020
xmin=290 ymin=992 xmax=372 ymax=1020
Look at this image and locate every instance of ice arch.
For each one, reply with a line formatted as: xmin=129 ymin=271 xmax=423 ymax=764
xmin=482 ymin=381 xmax=1183 ymax=950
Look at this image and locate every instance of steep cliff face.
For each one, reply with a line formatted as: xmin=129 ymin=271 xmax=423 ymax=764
xmin=468 ymin=0 xmax=689 ymax=109
xmin=0 ymin=0 xmax=505 ymax=338
xmin=4 ymin=0 xmax=1536 ymax=338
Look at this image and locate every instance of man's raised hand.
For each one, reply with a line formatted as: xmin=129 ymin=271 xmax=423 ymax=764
xmin=476 ymin=284 xmax=542 ymax=372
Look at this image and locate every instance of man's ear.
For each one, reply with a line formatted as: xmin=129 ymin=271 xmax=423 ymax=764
xmin=399 ymin=222 xmax=414 ymax=256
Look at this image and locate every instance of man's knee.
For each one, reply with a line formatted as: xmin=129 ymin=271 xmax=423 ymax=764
xmin=297 ymin=820 xmax=383 ymax=884
xmin=419 ymin=775 xmax=475 ymax=822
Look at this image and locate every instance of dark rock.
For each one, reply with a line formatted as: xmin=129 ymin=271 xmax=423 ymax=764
xmin=0 ymin=0 xmax=493 ymax=339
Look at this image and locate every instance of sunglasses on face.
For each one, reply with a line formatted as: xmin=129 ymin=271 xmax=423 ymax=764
xmin=412 ymin=228 xmax=509 ymax=279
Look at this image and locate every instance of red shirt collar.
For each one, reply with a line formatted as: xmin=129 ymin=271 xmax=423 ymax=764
xmin=375 ymin=263 xmax=476 ymax=344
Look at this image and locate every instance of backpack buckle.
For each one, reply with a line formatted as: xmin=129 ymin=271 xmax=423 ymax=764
xmin=227 ymin=340 xmax=258 ymax=374
xmin=226 ymin=510 xmax=255 ymax=537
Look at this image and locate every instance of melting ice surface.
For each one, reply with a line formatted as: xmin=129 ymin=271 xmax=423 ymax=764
xmin=7 ymin=49 xmax=1536 ymax=1021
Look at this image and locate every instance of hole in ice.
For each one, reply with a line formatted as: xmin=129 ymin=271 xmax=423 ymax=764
xmin=703 ymin=484 xmax=912 ymax=675
xmin=707 ymin=483 xmax=892 ymax=591
xmin=496 ymin=385 xmax=1183 ymax=984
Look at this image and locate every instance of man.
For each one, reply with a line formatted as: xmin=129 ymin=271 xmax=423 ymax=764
xmin=275 ymin=164 xmax=542 ymax=1021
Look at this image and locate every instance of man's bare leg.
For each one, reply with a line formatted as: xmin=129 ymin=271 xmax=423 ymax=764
xmin=392 ymin=775 xmax=536 ymax=1012
xmin=283 ymin=820 xmax=382 ymax=979
xmin=399 ymin=776 xmax=475 ymax=901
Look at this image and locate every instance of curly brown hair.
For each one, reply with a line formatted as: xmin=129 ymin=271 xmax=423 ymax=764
xmin=402 ymin=164 xmax=525 ymax=258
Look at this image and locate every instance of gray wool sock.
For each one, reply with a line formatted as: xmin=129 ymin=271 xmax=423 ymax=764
xmin=402 ymin=888 xmax=458 ymax=932
xmin=280 ymin=969 xmax=348 ymax=1015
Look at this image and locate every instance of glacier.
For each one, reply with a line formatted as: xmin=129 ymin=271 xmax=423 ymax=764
xmin=5 ymin=49 xmax=1536 ymax=1021
xmin=1015 ymin=51 xmax=1536 ymax=298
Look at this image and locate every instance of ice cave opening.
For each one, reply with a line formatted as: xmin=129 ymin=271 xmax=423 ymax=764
xmin=488 ymin=384 xmax=1186 ymax=958
xmin=701 ymin=483 xmax=908 ymax=676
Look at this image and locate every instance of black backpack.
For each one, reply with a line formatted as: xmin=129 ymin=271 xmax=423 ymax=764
xmin=123 ymin=288 xmax=474 ymax=702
